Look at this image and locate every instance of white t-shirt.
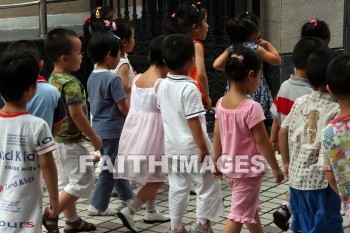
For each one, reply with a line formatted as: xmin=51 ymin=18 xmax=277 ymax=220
xmin=157 ymin=73 xmax=212 ymax=158
xmin=0 ymin=112 xmax=56 ymax=233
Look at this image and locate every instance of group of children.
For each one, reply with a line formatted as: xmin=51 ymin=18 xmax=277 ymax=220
xmin=1 ymin=1 xmax=350 ymax=233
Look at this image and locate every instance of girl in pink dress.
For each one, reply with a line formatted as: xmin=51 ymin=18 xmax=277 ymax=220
xmin=114 ymin=36 xmax=170 ymax=232
xmin=213 ymin=48 xmax=284 ymax=233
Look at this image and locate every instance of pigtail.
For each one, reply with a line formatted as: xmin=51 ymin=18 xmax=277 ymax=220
xmin=164 ymin=12 xmax=179 ymax=35
xmin=83 ymin=18 xmax=92 ymax=43
xmin=301 ymin=18 xmax=330 ymax=44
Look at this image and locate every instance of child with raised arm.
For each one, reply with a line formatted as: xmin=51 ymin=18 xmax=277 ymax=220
xmin=45 ymin=28 xmax=103 ymax=233
xmin=157 ymin=34 xmax=224 ymax=233
xmin=321 ymin=55 xmax=350 ymax=219
xmin=213 ymin=48 xmax=284 ymax=233
xmin=0 ymin=51 xmax=58 ymax=233
xmin=279 ymin=48 xmax=342 ymax=233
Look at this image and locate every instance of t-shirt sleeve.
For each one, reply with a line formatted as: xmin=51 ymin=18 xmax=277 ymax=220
xmin=53 ymin=95 xmax=67 ymax=125
xmin=320 ymin=132 xmax=333 ymax=171
xmin=183 ymin=87 xmax=206 ymax=119
xmin=110 ymin=76 xmax=127 ymax=102
xmin=63 ymin=80 xmax=84 ymax=105
xmin=245 ymin=101 xmax=266 ymax=130
xmin=34 ymin=122 xmax=57 ymax=155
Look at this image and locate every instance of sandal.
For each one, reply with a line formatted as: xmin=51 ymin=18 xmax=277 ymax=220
xmin=42 ymin=207 xmax=59 ymax=233
xmin=64 ymin=217 xmax=96 ymax=233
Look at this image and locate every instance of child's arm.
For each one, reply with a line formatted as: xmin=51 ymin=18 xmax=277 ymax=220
xmin=257 ymin=39 xmax=281 ymax=66
xmin=39 ymin=152 xmax=59 ymax=218
xmin=52 ymin=123 xmax=63 ymax=138
xmin=68 ymin=103 xmax=102 ymax=151
xmin=252 ymin=121 xmax=284 ymax=183
xmin=213 ymin=48 xmax=229 ymax=71
xmin=116 ymin=98 xmax=129 ymax=117
xmin=117 ymin=64 xmax=132 ymax=95
xmin=325 ymin=171 xmax=339 ymax=194
xmin=213 ymin=119 xmax=223 ymax=179
xmin=278 ymin=128 xmax=289 ymax=179
xmin=194 ymin=43 xmax=211 ymax=110
xmin=187 ymin=116 xmax=209 ymax=163
xmin=270 ymin=117 xmax=280 ymax=153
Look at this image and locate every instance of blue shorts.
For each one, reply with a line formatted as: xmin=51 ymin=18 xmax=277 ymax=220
xmin=289 ymin=185 xmax=343 ymax=233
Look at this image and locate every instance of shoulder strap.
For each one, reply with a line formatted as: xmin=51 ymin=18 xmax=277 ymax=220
xmin=153 ymin=78 xmax=163 ymax=94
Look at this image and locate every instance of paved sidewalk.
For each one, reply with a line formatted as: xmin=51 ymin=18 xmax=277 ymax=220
xmin=43 ymin=153 xmax=350 ymax=233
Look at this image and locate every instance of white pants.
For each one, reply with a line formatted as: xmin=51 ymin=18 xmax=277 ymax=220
xmin=168 ymin=158 xmax=224 ymax=221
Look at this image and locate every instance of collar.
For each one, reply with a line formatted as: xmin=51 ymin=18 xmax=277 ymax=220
xmin=167 ymin=73 xmax=194 ymax=83
xmin=37 ymin=75 xmax=47 ymax=83
xmin=0 ymin=111 xmax=30 ymax=118
xmin=289 ymin=75 xmax=311 ymax=86
xmin=92 ymin=69 xmax=110 ymax=73
xmin=310 ymin=90 xmax=336 ymax=102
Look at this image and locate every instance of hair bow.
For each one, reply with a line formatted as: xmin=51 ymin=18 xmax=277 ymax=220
xmin=96 ymin=9 xmax=101 ymax=19
xmin=231 ymin=54 xmax=244 ymax=62
xmin=112 ymin=22 xmax=117 ymax=31
xmin=172 ymin=13 xmax=176 ymax=18
xmin=84 ymin=18 xmax=91 ymax=24
xmin=310 ymin=19 xmax=318 ymax=27
xmin=104 ymin=20 xmax=111 ymax=28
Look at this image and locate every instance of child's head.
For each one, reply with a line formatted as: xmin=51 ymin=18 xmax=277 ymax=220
xmin=0 ymin=51 xmax=38 ymax=102
xmin=306 ymin=48 xmax=340 ymax=90
xmin=162 ymin=34 xmax=194 ymax=72
xmin=225 ymin=47 xmax=262 ymax=94
xmin=301 ymin=18 xmax=330 ymax=44
xmin=165 ymin=1 xmax=208 ymax=40
xmin=327 ymin=55 xmax=350 ymax=99
xmin=109 ymin=18 xmax=135 ymax=54
xmin=44 ymin=28 xmax=82 ymax=72
xmin=149 ymin=35 xmax=166 ymax=67
xmin=88 ymin=31 xmax=121 ymax=69
xmin=226 ymin=17 xmax=259 ymax=45
xmin=7 ymin=40 xmax=43 ymax=72
xmin=237 ymin=11 xmax=260 ymax=28
xmin=292 ymin=36 xmax=327 ymax=70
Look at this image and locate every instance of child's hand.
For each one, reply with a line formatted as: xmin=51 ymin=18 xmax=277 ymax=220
xmin=256 ymin=39 xmax=269 ymax=48
xmin=48 ymin=197 xmax=59 ymax=218
xmin=204 ymin=96 xmax=212 ymax=110
xmin=198 ymin=148 xmax=209 ymax=163
xmin=272 ymin=167 xmax=284 ymax=183
xmin=272 ymin=142 xmax=280 ymax=154
xmin=91 ymin=135 xmax=103 ymax=151
xmin=212 ymin=162 xmax=223 ymax=179
xmin=92 ymin=154 xmax=100 ymax=167
xmin=284 ymin=163 xmax=289 ymax=180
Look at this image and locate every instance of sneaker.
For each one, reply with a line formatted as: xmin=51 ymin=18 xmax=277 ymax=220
xmin=190 ymin=221 xmax=214 ymax=233
xmin=143 ymin=209 xmax=170 ymax=224
xmin=42 ymin=207 xmax=59 ymax=233
xmin=116 ymin=200 xmax=129 ymax=211
xmin=64 ymin=217 xmax=96 ymax=233
xmin=117 ymin=207 xmax=138 ymax=233
xmin=168 ymin=226 xmax=189 ymax=233
xmin=88 ymin=205 xmax=118 ymax=216
xmin=273 ymin=204 xmax=291 ymax=231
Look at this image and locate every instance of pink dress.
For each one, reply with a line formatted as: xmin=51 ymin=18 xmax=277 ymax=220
xmin=114 ymin=76 xmax=165 ymax=183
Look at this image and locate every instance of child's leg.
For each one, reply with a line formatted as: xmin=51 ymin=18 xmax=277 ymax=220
xmin=127 ymin=182 xmax=163 ymax=213
xmin=246 ymin=212 xmax=264 ymax=233
xmin=223 ymin=220 xmax=243 ymax=233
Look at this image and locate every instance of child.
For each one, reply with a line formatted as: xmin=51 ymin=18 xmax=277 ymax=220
xmin=166 ymin=1 xmax=211 ymax=109
xmin=321 ymin=55 xmax=350 ymax=219
xmin=270 ymin=37 xmax=328 ymax=231
xmin=115 ymin=35 xmax=170 ymax=232
xmin=45 ymin=28 xmax=103 ymax=232
xmin=213 ymin=17 xmax=281 ymax=125
xmin=6 ymin=40 xmax=67 ymax=136
xmin=279 ymin=48 xmax=342 ymax=233
xmin=111 ymin=19 xmax=136 ymax=101
xmin=213 ymin=48 xmax=284 ymax=233
xmin=157 ymin=34 xmax=224 ymax=233
xmin=301 ymin=18 xmax=331 ymax=44
xmin=0 ymin=51 xmax=59 ymax=232
xmin=86 ymin=30 xmax=134 ymax=216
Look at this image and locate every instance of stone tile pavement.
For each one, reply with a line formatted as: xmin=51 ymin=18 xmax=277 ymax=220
xmin=43 ymin=153 xmax=350 ymax=233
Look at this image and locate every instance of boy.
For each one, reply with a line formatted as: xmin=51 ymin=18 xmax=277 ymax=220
xmin=0 ymin=51 xmax=59 ymax=232
xmin=6 ymin=40 xmax=67 ymax=136
xmin=321 ymin=55 xmax=350 ymax=220
xmin=270 ymin=37 xmax=327 ymax=231
xmin=157 ymin=34 xmax=224 ymax=233
xmin=44 ymin=28 xmax=103 ymax=232
xmin=86 ymin=31 xmax=134 ymax=216
xmin=279 ymin=48 xmax=342 ymax=233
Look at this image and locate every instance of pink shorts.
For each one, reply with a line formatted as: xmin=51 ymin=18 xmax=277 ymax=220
xmin=226 ymin=176 xmax=263 ymax=224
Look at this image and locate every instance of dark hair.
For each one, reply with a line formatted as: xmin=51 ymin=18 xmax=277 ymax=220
xmin=44 ymin=28 xmax=79 ymax=62
xmin=292 ymin=36 xmax=328 ymax=70
xmin=327 ymin=55 xmax=350 ymax=98
xmin=306 ymin=48 xmax=340 ymax=88
xmin=88 ymin=31 xmax=120 ymax=63
xmin=111 ymin=18 xmax=133 ymax=42
xmin=162 ymin=34 xmax=194 ymax=71
xmin=83 ymin=6 xmax=116 ymax=43
xmin=301 ymin=19 xmax=330 ymax=44
xmin=7 ymin=40 xmax=40 ymax=61
xmin=0 ymin=51 xmax=38 ymax=101
xmin=225 ymin=18 xmax=259 ymax=46
xmin=165 ymin=1 xmax=206 ymax=35
xmin=237 ymin=11 xmax=260 ymax=28
xmin=225 ymin=47 xmax=262 ymax=82
xmin=149 ymin=35 xmax=166 ymax=66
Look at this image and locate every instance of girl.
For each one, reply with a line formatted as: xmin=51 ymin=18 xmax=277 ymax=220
xmin=213 ymin=48 xmax=284 ymax=233
xmin=111 ymin=19 xmax=136 ymax=101
xmin=166 ymin=1 xmax=211 ymax=109
xmin=114 ymin=35 xmax=170 ymax=233
xmin=213 ymin=17 xmax=281 ymax=126
xmin=301 ymin=18 xmax=331 ymax=44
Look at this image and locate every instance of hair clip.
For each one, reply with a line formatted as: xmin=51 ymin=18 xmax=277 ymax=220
xmin=113 ymin=34 xmax=121 ymax=41
xmin=96 ymin=9 xmax=100 ymax=19
xmin=84 ymin=18 xmax=91 ymax=24
xmin=192 ymin=4 xmax=199 ymax=12
xmin=97 ymin=6 xmax=102 ymax=10
xmin=197 ymin=1 xmax=202 ymax=5
xmin=172 ymin=13 xmax=176 ymax=18
xmin=104 ymin=20 xmax=111 ymax=28
xmin=231 ymin=54 xmax=244 ymax=62
xmin=310 ymin=19 xmax=318 ymax=27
